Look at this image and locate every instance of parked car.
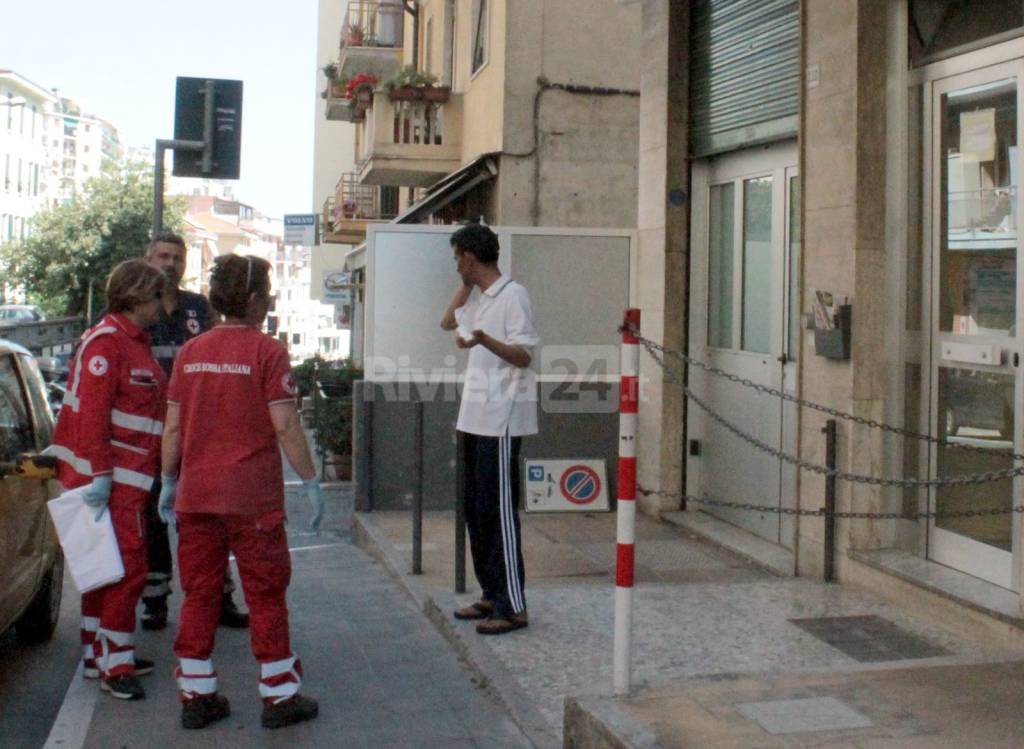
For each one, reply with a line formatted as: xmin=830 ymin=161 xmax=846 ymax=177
xmin=0 ymin=305 xmax=46 ymax=325
xmin=0 ymin=338 xmax=63 ymax=642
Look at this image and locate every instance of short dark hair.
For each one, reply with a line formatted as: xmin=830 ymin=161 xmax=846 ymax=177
xmin=209 ymin=254 xmax=272 ymax=318
xmin=147 ymin=231 xmax=186 ymax=255
xmin=450 ymin=223 xmax=499 ymax=265
xmin=106 ymin=259 xmax=168 ymax=313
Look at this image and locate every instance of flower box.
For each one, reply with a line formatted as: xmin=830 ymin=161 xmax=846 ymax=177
xmin=388 ymin=85 xmax=451 ymax=104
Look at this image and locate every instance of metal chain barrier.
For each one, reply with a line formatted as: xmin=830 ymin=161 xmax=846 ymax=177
xmin=631 ymin=328 xmax=1024 ymax=463
xmin=641 ymin=488 xmax=1024 ymax=521
xmin=640 ymin=337 xmax=1024 ymax=488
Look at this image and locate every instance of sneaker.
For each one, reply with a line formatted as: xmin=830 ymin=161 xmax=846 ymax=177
xmin=83 ymin=657 xmax=153 ymax=679
xmin=82 ymin=658 xmax=100 ymax=680
xmin=261 ymin=694 xmax=319 ymax=729
xmin=141 ymin=601 xmax=168 ymax=631
xmin=181 ymin=693 xmax=231 ymax=730
xmin=100 ymin=674 xmax=146 ymax=701
xmin=219 ymin=595 xmax=249 ymax=629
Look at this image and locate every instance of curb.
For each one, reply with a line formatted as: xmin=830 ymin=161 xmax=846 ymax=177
xmin=352 ymin=512 xmax=561 ymax=749
xmin=563 ymin=696 xmax=665 ymax=749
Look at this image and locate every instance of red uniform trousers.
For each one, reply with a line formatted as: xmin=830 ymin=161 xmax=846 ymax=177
xmin=174 ymin=510 xmax=302 ymax=702
xmin=80 ymin=496 xmax=148 ymax=678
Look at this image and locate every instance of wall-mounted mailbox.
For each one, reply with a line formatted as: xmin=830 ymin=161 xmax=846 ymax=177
xmin=813 ymin=304 xmax=852 ymax=360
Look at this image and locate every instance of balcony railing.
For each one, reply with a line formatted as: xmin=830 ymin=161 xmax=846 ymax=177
xmin=334 ymin=172 xmax=399 ymax=223
xmin=341 ymin=0 xmax=404 ymax=50
xmin=356 ymin=94 xmax=462 ymax=187
xmin=336 ymin=0 xmax=405 ymax=82
xmin=321 ymin=175 xmax=399 ymax=244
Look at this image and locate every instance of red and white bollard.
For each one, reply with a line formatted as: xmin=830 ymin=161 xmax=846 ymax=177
xmin=614 ymin=308 xmax=640 ymax=696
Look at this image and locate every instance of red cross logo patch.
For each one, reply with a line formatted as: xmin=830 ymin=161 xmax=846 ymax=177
xmin=88 ymin=355 xmax=109 ymax=376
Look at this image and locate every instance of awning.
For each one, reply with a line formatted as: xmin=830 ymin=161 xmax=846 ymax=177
xmin=391 ymin=154 xmax=499 ymax=224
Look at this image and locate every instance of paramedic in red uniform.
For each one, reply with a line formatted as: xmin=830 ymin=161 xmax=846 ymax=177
xmin=51 ymin=260 xmax=169 ymax=701
xmin=158 ymin=254 xmax=323 ymax=730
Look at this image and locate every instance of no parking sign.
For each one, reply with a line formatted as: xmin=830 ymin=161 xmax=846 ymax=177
xmin=523 ymin=459 xmax=610 ymax=512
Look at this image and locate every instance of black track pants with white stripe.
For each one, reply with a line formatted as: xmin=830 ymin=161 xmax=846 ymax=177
xmin=461 ymin=430 xmax=526 ymax=618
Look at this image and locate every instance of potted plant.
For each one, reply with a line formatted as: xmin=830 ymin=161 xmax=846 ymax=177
xmin=344 ymin=22 xmax=365 ymax=47
xmin=312 ymin=361 xmax=363 ymax=481
xmin=346 ymin=73 xmax=379 ymax=107
xmin=292 ymin=354 xmax=324 ymax=402
xmin=320 ymin=63 xmax=347 ymax=99
xmin=383 ymin=66 xmax=451 ymax=103
xmin=341 ymin=198 xmax=359 ymax=218
xmin=317 ymin=395 xmax=354 ymax=480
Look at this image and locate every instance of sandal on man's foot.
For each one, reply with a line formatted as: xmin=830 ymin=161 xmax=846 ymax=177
xmin=454 ymin=600 xmax=494 ymax=620
xmin=476 ymin=613 xmax=529 ymax=635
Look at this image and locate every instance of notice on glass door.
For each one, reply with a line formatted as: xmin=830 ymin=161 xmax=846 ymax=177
xmin=960 ymin=108 xmax=997 ymax=163
xmin=970 ymin=262 xmax=1015 ymax=334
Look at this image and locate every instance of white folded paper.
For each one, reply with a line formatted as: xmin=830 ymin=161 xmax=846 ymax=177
xmin=47 ymin=486 xmax=125 ymax=593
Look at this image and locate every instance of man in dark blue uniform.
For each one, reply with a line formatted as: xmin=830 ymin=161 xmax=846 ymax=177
xmin=140 ymin=232 xmax=249 ymax=630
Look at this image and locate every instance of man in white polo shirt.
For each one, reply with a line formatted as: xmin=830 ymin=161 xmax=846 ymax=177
xmin=440 ymin=223 xmax=539 ymax=636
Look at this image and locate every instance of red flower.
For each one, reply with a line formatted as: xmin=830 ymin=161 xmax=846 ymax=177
xmin=345 ymin=73 xmax=379 ymax=100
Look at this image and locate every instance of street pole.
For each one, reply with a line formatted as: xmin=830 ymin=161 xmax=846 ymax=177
xmin=152 ymin=138 xmax=203 ymax=237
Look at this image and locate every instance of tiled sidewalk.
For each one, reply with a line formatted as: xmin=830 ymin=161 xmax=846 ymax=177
xmin=357 ymin=509 xmax=1024 ymax=747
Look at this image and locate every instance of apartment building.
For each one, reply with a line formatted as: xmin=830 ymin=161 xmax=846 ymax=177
xmin=0 ymin=70 xmax=58 ymax=248
xmin=46 ymin=97 xmax=124 ymax=204
xmin=316 ymin=0 xmax=641 ymax=249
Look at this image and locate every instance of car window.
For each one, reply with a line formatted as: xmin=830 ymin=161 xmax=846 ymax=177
xmin=17 ymin=353 xmax=53 ymax=446
xmin=0 ymin=354 xmax=34 ymax=461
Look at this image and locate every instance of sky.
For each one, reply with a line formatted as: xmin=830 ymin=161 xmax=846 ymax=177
xmin=4 ymin=0 xmax=318 ymax=220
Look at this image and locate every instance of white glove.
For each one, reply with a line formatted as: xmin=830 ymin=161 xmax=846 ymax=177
xmin=158 ymin=475 xmax=178 ymax=525
xmin=304 ymin=477 xmax=324 ymax=532
xmin=83 ymin=475 xmax=112 ymax=522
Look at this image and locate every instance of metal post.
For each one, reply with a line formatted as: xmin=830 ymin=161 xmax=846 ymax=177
xmin=152 ymin=141 xmax=167 ymax=237
xmin=454 ymin=429 xmax=466 ymax=593
xmin=823 ymin=419 xmax=837 ymax=583
xmin=152 ymin=137 xmax=205 ymax=236
xmin=201 ymin=80 xmax=216 ymax=174
xmin=412 ymin=400 xmax=424 ymax=575
xmin=365 ymin=396 xmax=375 ymax=512
xmin=613 ymin=308 xmax=640 ymax=697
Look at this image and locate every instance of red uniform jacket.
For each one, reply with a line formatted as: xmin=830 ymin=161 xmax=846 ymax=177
xmin=52 ymin=314 xmax=167 ymax=508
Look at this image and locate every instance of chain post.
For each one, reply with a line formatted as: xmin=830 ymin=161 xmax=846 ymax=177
xmin=454 ymin=430 xmax=466 ymax=593
xmin=614 ymin=308 xmax=641 ymax=697
xmin=823 ymin=419 xmax=837 ymax=582
xmin=412 ymin=400 xmax=424 ymax=575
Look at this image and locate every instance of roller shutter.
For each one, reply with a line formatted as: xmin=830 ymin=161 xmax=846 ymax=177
xmin=690 ymin=0 xmax=800 ymax=157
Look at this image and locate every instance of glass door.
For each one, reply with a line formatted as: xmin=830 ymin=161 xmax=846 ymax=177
xmin=687 ymin=143 xmax=799 ymax=547
xmin=928 ymin=63 xmax=1023 ymax=590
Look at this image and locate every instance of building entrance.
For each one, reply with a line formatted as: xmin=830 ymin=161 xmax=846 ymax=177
xmin=687 ymin=142 xmax=799 ymax=547
xmin=924 ymin=61 xmax=1023 ymax=590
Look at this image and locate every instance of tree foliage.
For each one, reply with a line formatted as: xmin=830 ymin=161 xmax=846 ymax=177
xmin=1 ymin=162 xmax=186 ymax=317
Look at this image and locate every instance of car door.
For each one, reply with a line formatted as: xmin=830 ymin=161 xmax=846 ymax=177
xmin=0 ymin=352 xmax=47 ymax=625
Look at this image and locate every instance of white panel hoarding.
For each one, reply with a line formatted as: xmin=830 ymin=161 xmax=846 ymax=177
xmin=365 ymin=225 xmax=634 ymax=395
